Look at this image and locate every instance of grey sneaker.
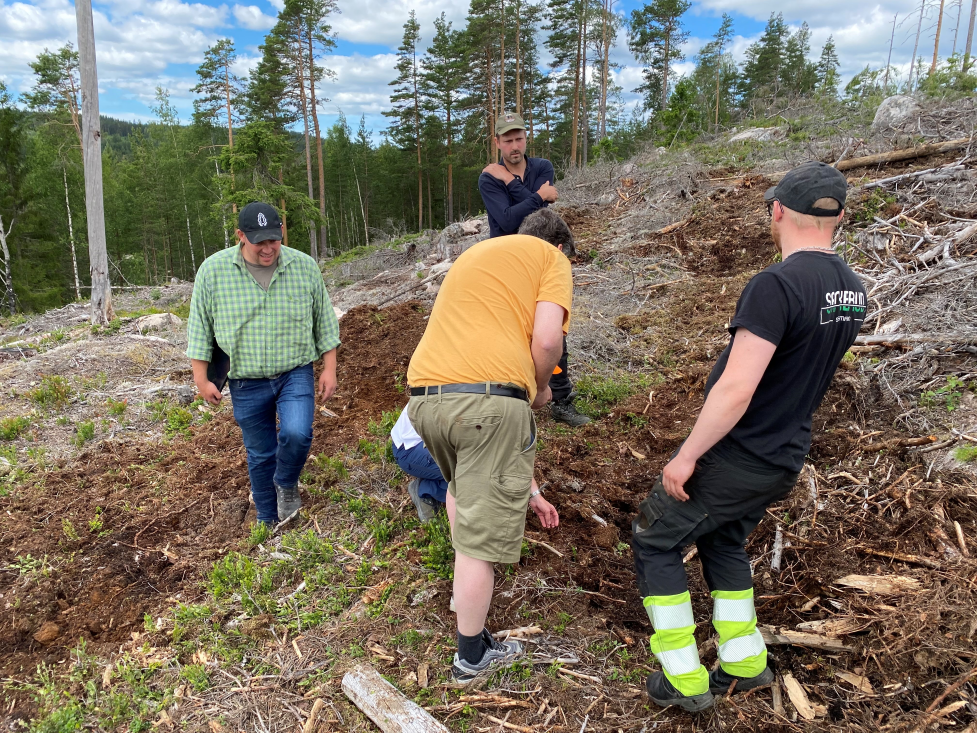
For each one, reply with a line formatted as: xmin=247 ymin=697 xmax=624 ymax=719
xmin=407 ymin=478 xmax=438 ymax=523
xmin=646 ymin=671 xmax=714 ymax=712
xmin=550 ymin=397 xmax=591 ymax=427
xmin=275 ymin=482 xmax=301 ymax=522
xmin=451 ymin=629 xmax=524 ymax=682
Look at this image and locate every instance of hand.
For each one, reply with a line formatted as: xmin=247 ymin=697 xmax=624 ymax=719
xmin=318 ymin=369 xmax=337 ymax=402
xmin=661 ymin=452 xmax=697 ymax=501
xmin=530 ymin=385 xmax=552 ymax=410
xmin=196 ymin=379 xmax=223 ymax=406
xmin=482 ymin=163 xmax=514 ymax=184
xmin=529 ymin=493 xmax=559 ymax=529
xmin=536 ymin=180 xmax=558 ymax=203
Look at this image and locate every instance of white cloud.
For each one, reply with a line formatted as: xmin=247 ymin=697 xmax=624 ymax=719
xmin=233 ymin=3 xmax=275 ymax=30
xmin=318 ymin=53 xmax=397 ymax=114
xmin=332 ymin=0 xmax=468 ymax=46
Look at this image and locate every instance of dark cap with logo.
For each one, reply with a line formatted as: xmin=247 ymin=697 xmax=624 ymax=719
xmin=495 ymin=111 xmax=526 ymax=137
xmin=764 ymin=161 xmax=847 ymax=217
xmin=238 ymin=202 xmax=283 ymax=244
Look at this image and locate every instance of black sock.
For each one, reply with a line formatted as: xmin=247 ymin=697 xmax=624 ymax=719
xmin=457 ymin=630 xmax=487 ymax=664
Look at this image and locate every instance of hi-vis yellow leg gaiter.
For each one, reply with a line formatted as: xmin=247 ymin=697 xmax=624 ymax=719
xmin=712 ymin=588 xmax=767 ymax=677
xmin=644 ymin=591 xmax=709 ymax=696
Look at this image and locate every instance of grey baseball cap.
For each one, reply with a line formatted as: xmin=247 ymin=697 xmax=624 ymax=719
xmin=238 ymin=202 xmax=283 ymax=244
xmin=764 ymin=161 xmax=847 ymax=216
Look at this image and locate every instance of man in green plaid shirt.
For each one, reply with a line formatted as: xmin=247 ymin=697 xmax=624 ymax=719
xmin=187 ymin=202 xmax=340 ymax=527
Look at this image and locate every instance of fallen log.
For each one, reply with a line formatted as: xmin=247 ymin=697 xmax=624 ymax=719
xmin=857 ymin=163 xmax=968 ymax=191
xmin=853 ymin=333 xmax=977 ymax=346
xmin=759 ymin=626 xmax=852 ymax=652
xmin=834 ymin=137 xmax=972 ymax=172
xmin=342 ymin=664 xmax=450 ymax=733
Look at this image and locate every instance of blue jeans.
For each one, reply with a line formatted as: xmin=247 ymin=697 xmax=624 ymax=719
xmin=391 ymin=442 xmax=448 ymax=504
xmin=229 ymin=363 xmax=315 ymax=524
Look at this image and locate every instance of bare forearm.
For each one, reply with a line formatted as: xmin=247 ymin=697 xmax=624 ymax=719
xmin=676 ymin=382 xmax=753 ymax=462
xmin=321 ymin=348 xmax=337 ymax=376
xmin=191 ymin=358 xmax=210 ymax=385
xmin=531 ymin=341 xmax=562 ymax=395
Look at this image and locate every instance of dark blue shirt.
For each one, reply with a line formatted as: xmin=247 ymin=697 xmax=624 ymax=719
xmin=478 ymin=156 xmax=556 ymax=238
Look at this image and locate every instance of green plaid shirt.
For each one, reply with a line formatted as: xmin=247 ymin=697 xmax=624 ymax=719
xmin=186 ymin=245 xmax=341 ymax=379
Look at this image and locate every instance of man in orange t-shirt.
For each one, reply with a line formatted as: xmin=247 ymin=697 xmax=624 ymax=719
xmin=407 ymin=208 xmax=573 ymax=682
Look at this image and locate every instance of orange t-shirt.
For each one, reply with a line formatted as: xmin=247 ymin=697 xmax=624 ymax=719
xmin=407 ymin=234 xmax=573 ymax=401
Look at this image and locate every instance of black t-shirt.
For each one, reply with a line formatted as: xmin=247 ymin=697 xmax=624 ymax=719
xmin=705 ymin=251 xmax=867 ymax=471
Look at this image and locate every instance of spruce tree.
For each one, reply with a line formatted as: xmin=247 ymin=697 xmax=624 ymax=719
xmin=385 ymin=11 xmax=424 ymax=232
xmin=739 ymin=12 xmax=789 ymax=108
xmin=422 ymin=14 xmax=465 ymax=224
xmin=627 ymin=0 xmax=691 ymax=113
xmin=816 ymin=36 xmax=841 ymax=96
xmin=783 ymin=23 xmax=817 ymax=95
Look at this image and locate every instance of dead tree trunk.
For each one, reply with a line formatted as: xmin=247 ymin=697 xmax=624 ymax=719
xmin=0 ymin=214 xmax=15 ymax=315
xmin=63 ymin=165 xmax=81 ymax=300
xmin=931 ymin=0 xmax=947 ymax=75
xmin=307 ymin=29 xmax=326 ymax=258
xmin=75 ymin=0 xmax=113 ymax=324
xmin=963 ymin=0 xmax=977 ymax=71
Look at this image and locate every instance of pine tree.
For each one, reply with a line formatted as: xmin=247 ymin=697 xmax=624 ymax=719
xmin=24 ymin=45 xmax=83 ymax=145
xmin=816 ymin=36 xmax=840 ymax=96
xmin=191 ymin=39 xmax=245 ymax=151
xmin=385 ymin=11 xmax=424 ymax=232
xmin=627 ymin=0 xmax=691 ymax=113
xmin=422 ymin=14 xmax=465 ymax=224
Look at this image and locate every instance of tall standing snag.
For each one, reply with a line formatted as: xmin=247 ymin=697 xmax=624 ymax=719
xmin=74 ymin=0 xmax=113 ymax=324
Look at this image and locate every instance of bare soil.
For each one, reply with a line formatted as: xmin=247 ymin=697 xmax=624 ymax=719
xmin=1 ymin=152 xmax=974 ymax=732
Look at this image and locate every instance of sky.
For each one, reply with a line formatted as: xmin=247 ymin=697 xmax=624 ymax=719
xmin=1 ymin=0 xmax=974 ymax=136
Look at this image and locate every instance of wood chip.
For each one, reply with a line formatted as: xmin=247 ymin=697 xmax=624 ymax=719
xmin=782 ymin=673 xmax=827 ymax=720
xmin=302 ymin=699 xmax=324 ymax=733
xmin=418 ymin=663 xmax=429 ymax=689
xmin=834 ymin=574 xmax=922 ymax=595
xmin=836 ymin=671 xmax=875 ymax=694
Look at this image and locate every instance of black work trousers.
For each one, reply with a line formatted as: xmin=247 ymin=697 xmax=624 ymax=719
xmin=632 ymin=439 xmax=800 ymax=598
xmin=548 ymin=336 xmax=572 ymax=402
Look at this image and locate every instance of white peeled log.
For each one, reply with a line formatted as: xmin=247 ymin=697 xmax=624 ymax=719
xmin=342 ymin=664 xmax=450 ymax=733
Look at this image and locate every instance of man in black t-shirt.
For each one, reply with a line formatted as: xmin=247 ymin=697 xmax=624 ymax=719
xmin=631 ymin=162 xmax=867 ymax=712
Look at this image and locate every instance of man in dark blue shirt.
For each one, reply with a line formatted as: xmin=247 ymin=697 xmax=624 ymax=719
xmin=477 ymin=112 xmax=589 ymax=428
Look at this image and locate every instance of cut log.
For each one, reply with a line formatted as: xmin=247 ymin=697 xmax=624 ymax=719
xmin=853 ymin=333 xmax=977 ymax=346
xmin=342 ymin=664 xmax=450 ymax=733
xmin=834 ymin=574 xmax=921 ymax=595
xmin=834 ymin=137 xmax=972 ymax=171
xmin=759 ymin=626 xmax=853 ymax=652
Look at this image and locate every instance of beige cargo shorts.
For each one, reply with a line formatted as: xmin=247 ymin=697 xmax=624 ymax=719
xmin=408 ymin=389 xmax=536 ymax=564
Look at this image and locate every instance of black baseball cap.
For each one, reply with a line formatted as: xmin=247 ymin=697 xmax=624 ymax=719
xmin=238 ymin=202 xmax=283 ymax=244
xmin=764 ymin=161 xmax=847 ymax=217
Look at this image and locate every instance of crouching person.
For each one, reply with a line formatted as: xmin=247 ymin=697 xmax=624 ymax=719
xmin=632 ymin=163 xmax=866 ymax=711
xmin=407 ymin=209 xmax=571 ymax=681
xmin=390 ymin=406 xmax=448 ymax=522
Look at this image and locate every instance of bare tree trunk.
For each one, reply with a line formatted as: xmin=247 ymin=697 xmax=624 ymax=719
xmin=581 ymin=10 xmax=588 ymax=166
xmin=63 ymin=165 xmax=81 ymax=300
xmin=499 ymin=0 xmax=506 ymax=113
xmin=413 ymin=49 xmax=422 ymax=233
xmin=307 ymin=29 xmax=326 ymax=258
xmin=486 ymin=49 xmax=495 ymax=163
xmin=661 ymin=26 xmax=671 ymax=110
xmin=184 ymin=197 xmax=196 ymax=273
xmin=600 ymin=0 xmax=610 ymax=139
xmin=214 ymin=158 xmax=230 ymax=248
xmin=884 ymin=13 xmax=897 ymax=90
xmin=75 ymin=0 xmax=112 ymax=324
xmin=931 ymin=0 xmax=947 ymax=74
xmin=951 ymin=0 xmax=963 ymax=56
xmin=446 ymin=105 xmax=454 ymax=224
xmin=195 ymin=201 xmax=207 ymax=259
xmin=515 ymin=0 xmax=522 ymax=113
xmin=295 ymin=38 xmax=317 ymax=257
xmin=910 ymin=0 xmax=925 ymax=91
xmin=0 ymin=214 xmax=15 ymax=315
xmin=570 ymin=3 xmax=583 ymax=168
xmin=963 ymin=0 xmax=977 ymax=71
xmin=354 ymin=169 xmax=368 ymax=245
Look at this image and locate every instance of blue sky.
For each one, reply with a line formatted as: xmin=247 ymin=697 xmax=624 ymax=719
xmin=1 ymin=0 xmax=973 ymax=136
